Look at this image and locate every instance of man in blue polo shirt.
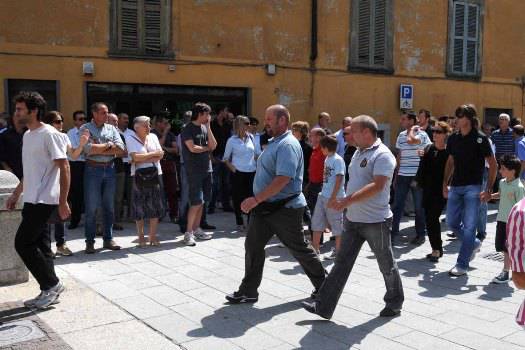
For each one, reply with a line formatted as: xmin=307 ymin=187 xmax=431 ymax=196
xmin=225 ymin=105 xmax=326 ymax=304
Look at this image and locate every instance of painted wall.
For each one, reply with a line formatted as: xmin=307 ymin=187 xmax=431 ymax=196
xmin=1 ymin=0 xmax=524 ymax=144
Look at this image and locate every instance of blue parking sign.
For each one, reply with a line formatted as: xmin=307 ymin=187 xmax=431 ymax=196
xmin=400 ymin=84 xmax=413 ymax=109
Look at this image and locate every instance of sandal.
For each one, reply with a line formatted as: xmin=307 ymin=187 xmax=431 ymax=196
xmin=149 ymin=238 xmax=161 ymax=246
xmin=137 ymin=237 xmax=147 ymax=248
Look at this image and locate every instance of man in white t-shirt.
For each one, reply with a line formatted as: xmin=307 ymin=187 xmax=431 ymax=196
xmin=392 ymin=111 xmax=431 ymax=245
xmin=6 ymin=91 xmax=70 ymax=309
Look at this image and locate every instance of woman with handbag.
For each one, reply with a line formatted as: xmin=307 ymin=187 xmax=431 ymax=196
xmin=125 ymin=116 xmax=165 ymax=247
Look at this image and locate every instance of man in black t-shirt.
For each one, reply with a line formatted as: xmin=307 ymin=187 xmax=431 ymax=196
xmin=180 ymin=102 xmax=217 ymax=246
xmin=443 ymin=104 xmax=497 ymax=277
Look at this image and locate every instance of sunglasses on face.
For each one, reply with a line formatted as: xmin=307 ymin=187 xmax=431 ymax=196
xmin=243 ymin=122 xmax=250 ymax=126
xmin=77 ymin=117 xmax=86 ymax=121
xmin=343 ymin=132 xmax=350 ymax=135
xmin=52 ymin=119 xmax=64 ymax=124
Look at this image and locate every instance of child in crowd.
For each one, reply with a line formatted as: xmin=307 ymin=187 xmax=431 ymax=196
xmin=506 ymin=197 xmax=525 ymax=326
xmin=491 ymin=155 xmax=525 ymax=283
xmin=311 ymin=136 xmax=345 ymax=260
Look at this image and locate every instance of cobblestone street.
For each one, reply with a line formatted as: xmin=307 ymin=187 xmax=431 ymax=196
xmin=1 ymin=206 xmax=525 ymax=349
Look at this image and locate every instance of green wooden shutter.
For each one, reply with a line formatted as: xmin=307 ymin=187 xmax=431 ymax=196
xmin=144 ymin=0 xmax=162 ymax=54
xmin=358 ymin=0 xmax=371 ymax=65
xmin=465 ymin=4 xmax=479 ymax=73
xmin=373 ymin=0 xmax=386 ymax=66
xmin=119 ymin=0 xmax=139 ymax=50
xmin=452 ymin=1 xmax=480 ymax=74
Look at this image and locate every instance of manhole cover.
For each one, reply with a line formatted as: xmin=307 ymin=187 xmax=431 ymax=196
xmin=0 ymin=320 xmax=45 ymax=346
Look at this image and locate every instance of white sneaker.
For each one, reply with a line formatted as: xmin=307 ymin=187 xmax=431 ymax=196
xmin=448 ymin=265 xmax=467 ymax=277
xmin=33 ymin=281 xmax=64 ymax=309
xmin=184 ymin=232 xmax=196 ymax=246
xmin=325 ymin=248 xmax=337 ymax=260
xmin=194 ymin=228 xmax=212 ymax=240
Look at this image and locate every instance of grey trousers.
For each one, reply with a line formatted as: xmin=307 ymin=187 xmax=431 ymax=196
xmin=238 ymin=206 xmax=327 ymax=297
xmin=316 ymin=218 xmax=404 ymax=318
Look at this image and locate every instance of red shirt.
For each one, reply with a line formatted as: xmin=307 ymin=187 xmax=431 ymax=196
xmin=308 ymin=146 xmax=326 ymax=184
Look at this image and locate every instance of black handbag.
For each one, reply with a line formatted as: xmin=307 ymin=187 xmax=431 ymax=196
xmin=135 ymin=166 xmax=159 ymax=188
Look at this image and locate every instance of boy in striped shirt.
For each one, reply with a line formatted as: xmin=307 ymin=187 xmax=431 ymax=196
xmin=507 ymin=198 xmax=525 ymax=326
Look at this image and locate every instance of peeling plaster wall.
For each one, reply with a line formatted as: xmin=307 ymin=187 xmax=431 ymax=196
xmin=0 ymin=0 xmax=524 ymax=145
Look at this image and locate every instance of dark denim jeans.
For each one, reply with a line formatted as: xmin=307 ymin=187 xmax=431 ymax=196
xmin=238 ymin=207 xmax=326 ymax=297
xmin=446 ymin=185 xmax=482 ymax=270
xmin=209 ymin=160 xmax=231 ymax=210
xmin=316 ymin=218 xmax=404 ymax=319
xmin=84 ymin=164 xmax=116 ymax=243
xmin=392 ymin=175 xmax=426 ymax=237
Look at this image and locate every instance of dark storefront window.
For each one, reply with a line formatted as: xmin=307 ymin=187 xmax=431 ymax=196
xmin=5 ymin=79 xmax=59 ymax=115
xmin=86 ymin=82 xmax=249 ymax=131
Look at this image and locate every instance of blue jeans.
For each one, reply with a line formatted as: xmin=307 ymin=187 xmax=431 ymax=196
xmin=392 ymin=175 xmax=426 ymax=237
xmin=446 ymin=185 xmax=482 ymax=269
xmin=84 ymin=164 xmax=116 ymax=243
xmin=476 ymin=168 xmax=489 ymax=240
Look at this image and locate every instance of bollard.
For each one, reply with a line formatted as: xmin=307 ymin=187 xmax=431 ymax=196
xmin=0 ymin=170 xmax=28 ymax=285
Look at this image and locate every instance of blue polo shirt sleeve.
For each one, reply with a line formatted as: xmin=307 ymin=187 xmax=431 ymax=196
xmin=517 ymin=142 xmax=525 ymax=161
xmin=275 ymin=143 xmax=300 ymax=178
xmin=373 ymin=152 xmax=396 ymax=178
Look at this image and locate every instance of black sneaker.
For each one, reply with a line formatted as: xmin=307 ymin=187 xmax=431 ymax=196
xmin=447 ymin=232 xmax=457 ymax=239
xmin=301 ymin=301 xmax=330 ymax=320
xmin=225 ymin=291 xmax=258 ymax=304
xmin=379 ymin=307 xmax=401 ymax=317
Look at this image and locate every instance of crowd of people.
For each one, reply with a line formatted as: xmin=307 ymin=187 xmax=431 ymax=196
xmin=1 ymin=91 xmax=524 ymax=326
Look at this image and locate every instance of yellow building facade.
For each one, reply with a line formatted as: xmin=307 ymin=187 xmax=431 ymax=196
xmin=1 ymin=0 xmax=524 ymax=145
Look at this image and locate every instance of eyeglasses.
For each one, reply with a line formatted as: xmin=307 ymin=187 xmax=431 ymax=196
xmin=431 ymin=129 xmax=445 ymax=134
xmin=52 ymin=119 xmax=64 ymax=124
xmin=244 ymin=122 xmax=250 ymax=126
xmin=77 ymin=117 xmax=86 ymax=121
xmin=250 ymin=122 xmax=258 ymax=126
xmin=343 ymin=132 xmax=350 ymax=135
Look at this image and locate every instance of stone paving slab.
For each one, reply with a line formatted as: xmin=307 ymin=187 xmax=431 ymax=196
xmin=1 ymin=206 xmax=525 ymax=349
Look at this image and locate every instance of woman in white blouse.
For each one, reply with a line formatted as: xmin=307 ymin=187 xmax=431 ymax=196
xmin=125 ymin=116 xmax=165 ymax=247
xmin=223 ymin=116 xmax=258 ymax=230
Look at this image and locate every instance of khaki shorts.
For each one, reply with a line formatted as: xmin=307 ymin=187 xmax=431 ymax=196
xmin=311 ymin=194 xmax=343 ymax=236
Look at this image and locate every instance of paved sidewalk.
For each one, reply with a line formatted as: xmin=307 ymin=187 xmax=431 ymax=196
xmin=1 ymin=206 xmax=525 ymax=349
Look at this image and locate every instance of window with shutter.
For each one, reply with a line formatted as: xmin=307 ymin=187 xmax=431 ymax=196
xmin=110 ymin=0 xmax=172 ymax=58
xmin=447 ymin=0 xmax=483 ymax=78
xmin=350 ymin=0 xmax=393 ymax=73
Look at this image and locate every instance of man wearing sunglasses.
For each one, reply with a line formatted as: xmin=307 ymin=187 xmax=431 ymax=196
xmin=66 ymin=110 xmax=86 ymax=229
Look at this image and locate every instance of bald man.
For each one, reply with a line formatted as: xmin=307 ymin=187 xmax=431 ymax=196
xmin=226 ymin=105 xmax=326 ymax=304
xmin=334 ymin=116 xmax=352 ymax=157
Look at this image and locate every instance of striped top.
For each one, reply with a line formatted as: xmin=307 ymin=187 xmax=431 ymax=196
xmin=395 ymin=129 xmax=431 ymax=176
xmin=506 ymin=198 xmax=525 ymax=326
xmin=491 ymin=128 xmax=515 ymax=159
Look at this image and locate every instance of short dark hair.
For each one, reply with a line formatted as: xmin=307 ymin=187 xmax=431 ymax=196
xmin=73 ymin=110 xmax=85 ymax=120
xmin=320 ymin=135 xmax=338 ymax=152
xmin=500 ymin=154 xmax=522 ymax=179
xmin=248 ymin=116 xmax=259 ymax=125
xmin=191 ymin=102 xmax=211 ymax=121
xmin=405 ymin=111 xmax=417 ymax=124
xmin=418 ymin=109 xmax=431 ymax=119
xmin=90 ymin=102 xmax=107 ymax=114
xmin=216 ymin=105 xmax=228 ymax=114
xmin=513 ymin=124 xmax=525 ymax=136
xmin=455 ymin=104 xmax=477 ymax=120
xmin=43 ymin=110 xmax=62 ymax=125
xmin=13 ymin=91 xmax=47 ymax=120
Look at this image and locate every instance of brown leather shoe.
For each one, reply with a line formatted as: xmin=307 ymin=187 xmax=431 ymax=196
xmin=103 ymin=240 xmax=121 ymax=250
xmin=85 ymin=242 xmax=96 ymax=254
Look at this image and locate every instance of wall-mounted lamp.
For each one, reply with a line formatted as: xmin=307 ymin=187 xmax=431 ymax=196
xmin=82 ymin=61 xmax=94 ymax=76
xmin=266 ymin=64 xmax=276 ymax=76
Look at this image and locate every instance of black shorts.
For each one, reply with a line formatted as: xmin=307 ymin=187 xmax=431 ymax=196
xmin=495 ymin=221 xmax=508 ymax=253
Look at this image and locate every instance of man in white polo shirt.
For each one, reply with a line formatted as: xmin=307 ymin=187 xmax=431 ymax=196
xmin=6 ymin=91 xmax=70 ymax=309
xmin=302 ymin=115 xmax=404 ymax=319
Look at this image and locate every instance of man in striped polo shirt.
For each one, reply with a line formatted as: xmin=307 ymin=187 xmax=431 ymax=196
xmin=506 ymin=198 xmax=525 ymax=326
xmin=391 ymin=111 xmax=431 ymax=244
xmin=491 ymin=113 xmax=515 ymax=160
